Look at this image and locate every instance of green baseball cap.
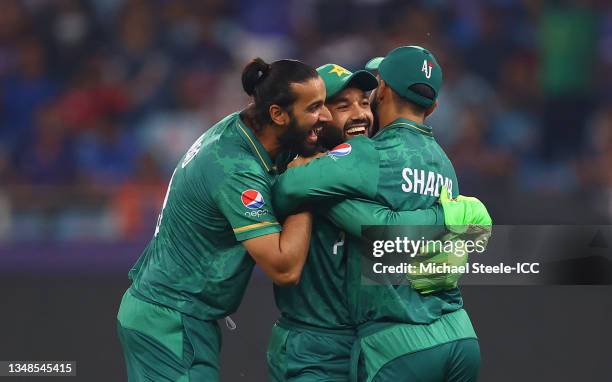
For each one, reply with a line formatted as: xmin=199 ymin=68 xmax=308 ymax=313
xmin=316 ymin=63 xmax=378 ymax=100
xmin=365 ymin=46 xmax=442 ymax=108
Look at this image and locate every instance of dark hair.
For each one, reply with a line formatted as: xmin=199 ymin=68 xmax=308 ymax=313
xmin=393 ymin=83 xmax=435 ymax=114
xmin=241 ymin=58 xmax=318 ymax=129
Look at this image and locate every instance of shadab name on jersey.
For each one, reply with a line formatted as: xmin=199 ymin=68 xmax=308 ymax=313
xmin=401 ymin=167 xmax=453 ymax=197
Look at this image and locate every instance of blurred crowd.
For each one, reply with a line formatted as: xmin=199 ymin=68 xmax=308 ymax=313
xmin=0 ymin=0 xmax=611 ymax=241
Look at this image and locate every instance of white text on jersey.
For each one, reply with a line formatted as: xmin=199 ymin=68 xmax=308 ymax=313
xmin=401 ymin=168 xmax=453 ymax=197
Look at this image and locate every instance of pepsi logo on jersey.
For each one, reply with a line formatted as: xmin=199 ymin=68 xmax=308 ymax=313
xmin=241 ymin=189 xmax=265 ymax=209
xmin=241 ymin=189 xmax=270 ymax=217
xmin=328 ymin=143 xmax=352 ymax=157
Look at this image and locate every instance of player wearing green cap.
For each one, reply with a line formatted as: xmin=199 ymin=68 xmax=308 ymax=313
xmin=273 ymin=47 xmax=490 ymax=381
xmin=115 ymin=57 xmax=333 ymax=381
xmin=267 ymin=63 xmax=378 ymax=382
xmin=268 ymin=60 xmax=491 ymax=381
xmin=268 ymin=63 xmax=441 ymax=382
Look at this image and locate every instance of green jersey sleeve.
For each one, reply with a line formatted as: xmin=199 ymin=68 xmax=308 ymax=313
xmin=273 ymin=137 xmax=379 ymax=215
xmin=213 ymin=171 xmax=282 ymax=241
xmin=325 ymin=199 xmax=445 ymax=237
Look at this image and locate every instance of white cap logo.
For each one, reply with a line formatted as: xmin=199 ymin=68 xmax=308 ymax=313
xmin=421 ymin=59 xmax=433 ymax=79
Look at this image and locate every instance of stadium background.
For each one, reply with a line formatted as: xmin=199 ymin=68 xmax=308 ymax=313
xmin=0 ymin=0 xmax=610 ymax=381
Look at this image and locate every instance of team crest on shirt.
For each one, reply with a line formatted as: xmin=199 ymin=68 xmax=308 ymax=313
xmin=328 ymin=143 xmax=352 ymax=157
xmin=241 ymin=189 xmax=265 ymax=209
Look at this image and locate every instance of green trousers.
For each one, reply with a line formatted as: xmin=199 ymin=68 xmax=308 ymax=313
xmin=267 ymin=318 xmax=356 ymax=381
xmin=369 ymin=338 xmax=480 ymax=382
xmin=268 ymin=309 xmax=479 ymax=382
xmin=355 ymin=309 xmax=480 ymax=382
xmin=116 ymin=289 xmax=221 ymax=382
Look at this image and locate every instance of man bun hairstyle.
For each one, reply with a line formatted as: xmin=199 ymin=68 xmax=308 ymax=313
xmin=241 ymin=58 xmax=271 ymax=96
xmin=241 ymin=58 xmax=318 ymax=129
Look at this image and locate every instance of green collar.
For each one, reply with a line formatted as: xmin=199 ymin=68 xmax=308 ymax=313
xmin=236 ymin=114 xmax=275 ymax=173
xmin=383 ymin=117 xmax=433 ymax=137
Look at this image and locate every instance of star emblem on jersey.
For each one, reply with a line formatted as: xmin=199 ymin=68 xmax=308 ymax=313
xmin=241 ymin=189 xmax=265 ymax=209
xmin=329 ymin=64 xmax=351 ymax=77
xmin=328 ymin=143 xmax=352 ymax=157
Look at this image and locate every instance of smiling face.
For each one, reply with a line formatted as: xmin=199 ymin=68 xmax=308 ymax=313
xmin=317 ymin=86 xmax=374 ymax=149
xmin=278 ymin=77 xmax=331 ymax=156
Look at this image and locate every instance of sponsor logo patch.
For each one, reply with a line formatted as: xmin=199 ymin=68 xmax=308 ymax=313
xmin=329 ymin=143 xmax=352 ymax=157
xmin=241 ymin=189 xmax=265 ymax=209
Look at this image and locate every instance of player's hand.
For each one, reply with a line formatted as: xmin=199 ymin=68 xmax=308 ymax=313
xmin=406 ymin=187 xmax=493 ymax=295
xmin=438 ymin=185 xmax=492 ymax=269
xmin=407 ymin=231 xmax=470 ymax=295
xmin=439 ymin=186 xmax=492 ymax=234
xmin=287 ymin=152 xmax=326 ymax=168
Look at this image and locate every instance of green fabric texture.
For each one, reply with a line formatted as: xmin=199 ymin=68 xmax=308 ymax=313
xmin=274 ymin=201 xmax=444 ymax=330
xmin=129 ymin=111 xmax=282 ymax=321
xmin=273 ymin=117 xmax=462 ymax=325
xmin=366 ymin=46 xmax=442 ymax=107
xmin=326 ymin=198 xmax=444 ymax=238
xmin=273 ymin=215 xmax=353 ymax=329
xmin=267 ymin=321 xmax=355 ymax=382
xmin=370 ymin=338 xmax=480 ymax=382
xmin=359 ymin=309 xmax=477 ymax=382
xmin=116 ymin=289 xmax=222 ymax=381
xmin=117 ymin=324 xmax=189 ymax=382
xmin=268 ymin=324 xmax=290 ymax=381
xmin=317 ymin=63 xmax=378 ymax=100
xmin=117 ymin=289 xmax=184 ymax=359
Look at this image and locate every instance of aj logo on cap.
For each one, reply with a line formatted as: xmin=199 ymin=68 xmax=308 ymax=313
xmin=421 ymin=60 xmax=433 ymax=79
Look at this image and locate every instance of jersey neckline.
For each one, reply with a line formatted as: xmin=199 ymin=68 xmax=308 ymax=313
xmin=235 ymin=112 xmax=275 ymax=173
xmin=382 ymin=117 xmax=433 ymax=137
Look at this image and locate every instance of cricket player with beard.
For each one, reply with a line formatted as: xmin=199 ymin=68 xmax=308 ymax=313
xmin=269 ymin=57 xmax=491 ymax=382
xmin=273 ymin=47 xmax=491 ymax=381
xmin=116 ymin=57 xmax=333 ymax=381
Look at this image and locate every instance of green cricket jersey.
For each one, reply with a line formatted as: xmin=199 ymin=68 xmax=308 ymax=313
xmin=129 ymin=112 xmax=282 ymax=320
xmin=274 ymin=214 xmax=352 ymax=328
xmin=273 ymin=202 xmax=444 ymax=329
xmin=273 ymin=118 xmax=462 ymax=325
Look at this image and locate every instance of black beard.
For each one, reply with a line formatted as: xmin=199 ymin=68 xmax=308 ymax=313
xmin=278 ymin=115 xmax=322 ymax=157
xmin=317 ymin=123 xmax=344 ymax=150
xmin=318 ymin=117 xmax=372 ymax=150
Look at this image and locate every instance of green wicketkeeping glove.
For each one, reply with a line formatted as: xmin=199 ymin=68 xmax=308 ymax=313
xmin=406 ymin=231 xmax=467 ymax=294
xmin=406 ymin=187 xmax=493 ymax=294
xmin=439 ymin=186 xmax=492 ymax=234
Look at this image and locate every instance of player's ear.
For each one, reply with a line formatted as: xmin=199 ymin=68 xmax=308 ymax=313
xmin=269 ymin=104 xmax=289 ymax=126
xmin=425 ymin=101 xmax=437 ymax=117
xmin=377 ymin=80 xmax=388 ymax=102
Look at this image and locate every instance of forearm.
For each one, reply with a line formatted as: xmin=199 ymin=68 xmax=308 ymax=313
xmin=273 ymin=142 xmax=378 ymax=215
xmin=326 ymin=199 xmax=444 ymax=237
xmin=243 ymin=211 xmax=312 ymax=285
xmin=273 ymin=169 xmax=354 ymax=215
xmin=275 ymin=211 xmax=313 ymax=283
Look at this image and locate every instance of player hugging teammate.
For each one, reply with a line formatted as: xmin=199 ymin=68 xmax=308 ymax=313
xmin=117 ymin=46 xmax=491 ymax=382
xmin=271 ymin=46 xmax=491 ymax=382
